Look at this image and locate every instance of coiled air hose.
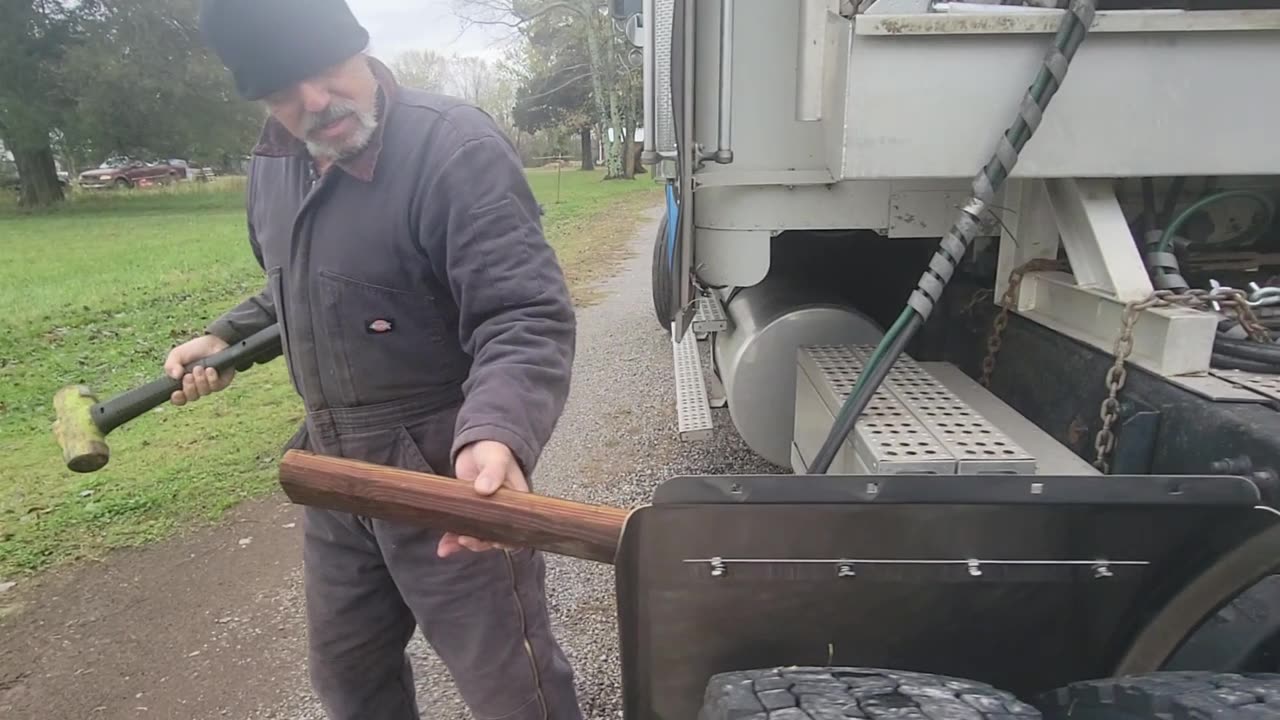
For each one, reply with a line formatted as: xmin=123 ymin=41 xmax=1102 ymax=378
xmin=1147 ymin=189 xmax=1276 ymax=291
xmin=807 ymin=0 xmax=1097 ymax=474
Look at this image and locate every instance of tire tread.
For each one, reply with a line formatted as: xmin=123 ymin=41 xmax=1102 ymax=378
xmin=698 ymin=667 xmax=1035 ymax=720
xmin=1038 ymin=672 xmax=1280 ymax=720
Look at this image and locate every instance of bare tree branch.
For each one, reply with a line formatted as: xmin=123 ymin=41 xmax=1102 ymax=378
xmin=452 ymin=0 xmax=585 ymax=30
xmin=514 ymin=72 xmax=594 ymax=108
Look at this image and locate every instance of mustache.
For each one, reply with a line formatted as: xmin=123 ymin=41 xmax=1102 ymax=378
xmin=302 ymin=100 xmax=359 ymax=135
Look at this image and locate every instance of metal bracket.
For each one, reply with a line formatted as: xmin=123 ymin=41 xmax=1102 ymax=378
xmin=1110 ymin=400 xmax=1161 ymax=475
xmin=692 ymin=293 xmax=728 ymax=333
xmin=1015 ymin=271 xmax=1217 ymax=377
xmin=707 ymin=367 xmax=728 ymax=409
xmin=997 ymin=178 xmax=1218 ymax=377
xmin=1045 ymin=178 xmax=1153 ymax=302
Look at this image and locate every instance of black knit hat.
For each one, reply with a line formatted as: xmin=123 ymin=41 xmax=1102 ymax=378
xmin=199 ymin=0 xmax=370 ymax=100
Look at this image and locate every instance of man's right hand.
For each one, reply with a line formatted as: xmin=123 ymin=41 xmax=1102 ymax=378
xmin=164 ymin=334 xmax=235 ymax=406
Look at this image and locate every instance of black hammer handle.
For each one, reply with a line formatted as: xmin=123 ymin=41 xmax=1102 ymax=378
xmin=90 ymin=325 xmax=283 ymax=435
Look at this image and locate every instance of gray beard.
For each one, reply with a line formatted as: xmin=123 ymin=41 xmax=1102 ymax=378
xmin=302 ymin=97 xmax=378 ymax=161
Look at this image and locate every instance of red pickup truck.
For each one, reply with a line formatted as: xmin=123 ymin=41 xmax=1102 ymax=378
xmin=78 ymin=157 xmax=183 ymax=189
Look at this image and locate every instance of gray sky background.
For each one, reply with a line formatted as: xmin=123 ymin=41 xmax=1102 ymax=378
xmin=346 ymin=0 xmax=517 ymax=62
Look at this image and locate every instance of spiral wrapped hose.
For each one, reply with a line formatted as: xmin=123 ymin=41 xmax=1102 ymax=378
xmin=807 ymin=0 xmax=1098 ymax=474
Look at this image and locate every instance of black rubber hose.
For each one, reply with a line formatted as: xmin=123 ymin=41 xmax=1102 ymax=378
xmin=1211 ymin=352 xmax=1280 ymax=374
xmin=1213 ymin=336 xmax=1280 ymax=364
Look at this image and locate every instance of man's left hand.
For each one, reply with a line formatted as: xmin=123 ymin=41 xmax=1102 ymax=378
xmin=438 ymin=440 xmax=528 ymax=558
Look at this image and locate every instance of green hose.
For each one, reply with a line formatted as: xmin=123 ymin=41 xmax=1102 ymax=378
xmin=1155 ymin=189 xmax=1276 ymax=254
xmin=820 ymin=307 xmax=914 ymax=438
xmin=862 ymin=309 xmax=914 ymax=385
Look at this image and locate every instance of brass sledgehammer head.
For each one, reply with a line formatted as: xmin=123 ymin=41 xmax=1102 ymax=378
xmin=53 ymin=384 xmax=110 ymax=473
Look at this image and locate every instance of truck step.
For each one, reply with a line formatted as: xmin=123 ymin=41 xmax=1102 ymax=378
xmin=793 ymin=345 xmax=1098 ymax=476
xmin=673 ymin=325 xmax=714 ymax=441
xmin=692 ymin=293 xmax=728 ymax=334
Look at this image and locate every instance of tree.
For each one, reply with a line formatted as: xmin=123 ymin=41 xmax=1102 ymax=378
xmin=60 ymin=0 xmax=262 ymax=167
xmin=392 ymin=49 xmax=450 ymax=94
xmin=0 ymin=0 xmax=100 ymax=207
xmin=453 ymin=0 xmax=640 ymax=180
xmin=448 ymin=55 xmax=520 ymax=141
xmin=510 ymin=12 xmax=595 ymax=170
xmin=0 ymin=0 xmax=262 ymax=205
xmin=614 ymin=30 xmax=645 ymax=177
xmin=391 ymin=49 xmax=519 ymax=144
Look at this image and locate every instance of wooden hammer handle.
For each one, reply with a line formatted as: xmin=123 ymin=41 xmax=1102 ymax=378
xmin=277 ymin=450 xmax=630 ymax=564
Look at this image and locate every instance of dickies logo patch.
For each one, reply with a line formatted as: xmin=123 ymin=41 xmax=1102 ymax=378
xmin=366 ymin=318 xmax=394 ymax=334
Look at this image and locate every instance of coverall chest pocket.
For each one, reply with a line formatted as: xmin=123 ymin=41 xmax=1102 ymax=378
xmin=317 ymin=269 xmax=449 ymax=406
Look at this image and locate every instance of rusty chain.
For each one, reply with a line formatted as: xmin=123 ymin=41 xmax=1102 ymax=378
xmin=979 ymin=259 xmax=1272 ymax=473
xmin=1093 ymin=294 xmax=1162 ymax=472
xmin=1093 ymin=286 xmax=1268 ymax=472
xmin=980 ymin=258 xmax=1067 ymax=387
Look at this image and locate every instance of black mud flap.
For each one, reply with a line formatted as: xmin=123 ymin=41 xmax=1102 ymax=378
xmin=615 ymin=474 xmax=1280 ymax=720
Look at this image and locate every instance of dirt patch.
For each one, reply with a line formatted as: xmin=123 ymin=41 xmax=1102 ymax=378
xmin=562 ymin=193 xmax=662 ymax=308
xmin=0 ymin=495 xmax=310 ymax=719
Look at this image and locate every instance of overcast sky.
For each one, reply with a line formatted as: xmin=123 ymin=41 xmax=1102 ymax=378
xmin=345 ymin=0 xmax=516 ymax=62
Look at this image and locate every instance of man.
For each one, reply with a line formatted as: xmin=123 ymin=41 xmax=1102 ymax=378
xmin=163 ymin=1 xmax=583 ymax=718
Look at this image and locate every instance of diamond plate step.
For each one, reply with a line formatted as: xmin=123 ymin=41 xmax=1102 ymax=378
xmin=673 ymin=326 xmax=713 ymax=441
xmin=797 ymin=345 xmax=1037 ymax=475
xmin=692 ymin=293 xmax=728 ymax=334
xmin=848 ymin=347 xmax=1037 ymax=475
xmin=802 ymin=347 xmax=953 ymax=474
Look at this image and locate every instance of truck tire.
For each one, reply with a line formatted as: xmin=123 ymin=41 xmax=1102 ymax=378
xmin=1163 ymin=575 xmax=1280 ymax=672
xmin=652 ymin=212 xmax=673 ymax=330
xmin=698 ymin=666 xmax=1041 ymax=720
xmin=1038 ymin=672 xmax=1280 ymax=720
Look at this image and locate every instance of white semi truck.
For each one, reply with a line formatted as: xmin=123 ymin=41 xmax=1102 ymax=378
xmin=614 ymin=0 xmax=1280 ymax=480
xmin=598 ymin=1 xmax=1280 ymax=718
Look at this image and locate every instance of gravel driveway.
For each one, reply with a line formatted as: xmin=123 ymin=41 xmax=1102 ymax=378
xmin=0 ymin=202 xmax=780 ymax=720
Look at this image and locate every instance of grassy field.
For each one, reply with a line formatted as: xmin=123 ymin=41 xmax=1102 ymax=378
xmin=0 ymin=167 xmax=659 ymax=579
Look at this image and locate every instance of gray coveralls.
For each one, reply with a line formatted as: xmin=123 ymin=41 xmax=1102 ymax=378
xmin=206 ymin=57 xmax=582 ymax=720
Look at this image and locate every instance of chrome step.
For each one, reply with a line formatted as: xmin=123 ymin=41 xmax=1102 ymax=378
xmin=673 ymin=325 xmax=714 ymax=441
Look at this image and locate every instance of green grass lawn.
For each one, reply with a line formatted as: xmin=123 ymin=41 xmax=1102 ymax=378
xmin=0 ymin=167 xmax=659 ymax=579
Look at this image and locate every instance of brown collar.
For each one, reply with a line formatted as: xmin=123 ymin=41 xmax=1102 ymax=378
xmin=251 ymin=55 xmax=399 ymax=183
